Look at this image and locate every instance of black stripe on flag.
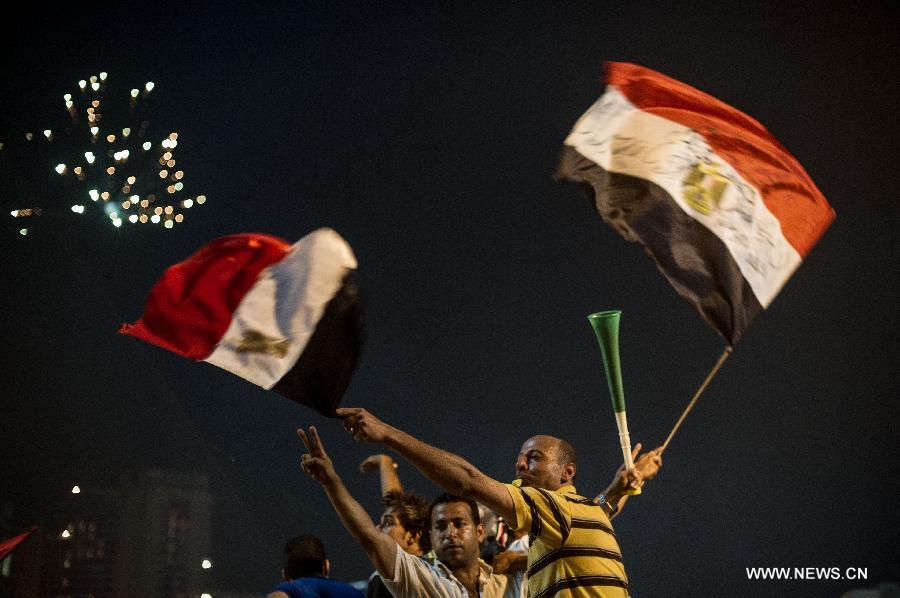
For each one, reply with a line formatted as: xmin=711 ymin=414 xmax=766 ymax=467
xmin=556 ymin=146 xmax=763 ymax=346
xmin=272 ymin=273 xmax=364 ymax=416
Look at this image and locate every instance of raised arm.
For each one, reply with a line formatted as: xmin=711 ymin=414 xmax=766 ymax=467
xmin=360 ymin=454 xmax=404 ymax=496
xmin=337 ymin=408 xmax=518 ymax=525
xmin=297 ymin=426 xmax=398 ymax=578
xmin=594 ymin=443 xmax=663 ymax=518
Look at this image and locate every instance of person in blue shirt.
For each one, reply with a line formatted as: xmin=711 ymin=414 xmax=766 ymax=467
xmin=267 ymin=533 xmax=364 ymax=598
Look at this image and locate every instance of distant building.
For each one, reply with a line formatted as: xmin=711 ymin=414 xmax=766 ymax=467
xmin=38 ymin=469 xmax=214 ymax=598
xmin=40 ymin=485 xmax=120 ymax=597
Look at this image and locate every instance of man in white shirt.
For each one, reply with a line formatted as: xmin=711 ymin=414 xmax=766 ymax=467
xmin=297 ymin=426 xmax=523 ymax=598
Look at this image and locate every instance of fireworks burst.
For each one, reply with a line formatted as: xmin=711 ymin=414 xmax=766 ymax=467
xmin=2 ymin=72 xmax=208 ymax=236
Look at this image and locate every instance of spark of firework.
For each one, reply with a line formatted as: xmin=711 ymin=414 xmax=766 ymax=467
xmin=3 ymin=72 xmax=208 ymax=236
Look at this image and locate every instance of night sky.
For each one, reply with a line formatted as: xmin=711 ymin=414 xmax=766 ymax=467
xmin=1 ymin=3 xmax=897 ymax=597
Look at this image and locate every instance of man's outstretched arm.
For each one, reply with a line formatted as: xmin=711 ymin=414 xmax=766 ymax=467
xmin=337 ymin=407 xmax=518 ymax=524
xmin=297 ymin=426 xmax=397 ymax=578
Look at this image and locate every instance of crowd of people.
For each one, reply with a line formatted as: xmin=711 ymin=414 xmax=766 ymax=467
xmin=267 ymin=409 xmax=662 ymax=598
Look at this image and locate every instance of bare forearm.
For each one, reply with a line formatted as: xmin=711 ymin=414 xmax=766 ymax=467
xmin=321 ymin=478 xmax=395 ymax=577
xmin=591 ymin=490 xmax=628 ymax=519
xmin=384 ymin=426 xmax=479 ymax=494
xmin=382 ymin=425 xmax=516 ymax=522
xmin=379 ymin=456 xmax=404 ymax=496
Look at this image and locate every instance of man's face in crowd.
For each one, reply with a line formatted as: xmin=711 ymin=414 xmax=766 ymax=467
xmin=515 ymin=435 xmax=572 ymax=491
xmin=430 ymin=501 xmax=484 ymax=569
xmin=378 ymin=508 xmax=415 ymax=552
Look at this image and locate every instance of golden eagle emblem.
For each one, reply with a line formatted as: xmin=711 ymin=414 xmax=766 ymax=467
xmin=235 ymin=331 xmax=290 ymax=358
xmin=682 ymin=161 xmax=729 ymax=215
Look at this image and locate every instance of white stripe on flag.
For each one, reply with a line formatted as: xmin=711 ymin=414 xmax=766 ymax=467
xmin=205 ymin=228 xmax=358 ymax=389
xmin=565 ymin=87 xmax=801 ymax=308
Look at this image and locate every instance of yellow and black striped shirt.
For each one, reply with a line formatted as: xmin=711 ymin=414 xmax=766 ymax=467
xmin=505 ymin=484 xmax=628 ymax=598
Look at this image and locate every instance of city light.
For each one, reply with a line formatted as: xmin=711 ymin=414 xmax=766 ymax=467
xmin=71 ymin=485 xmax=81 ymax=493
xmin=201 ymin=559 xmax=212 ymax=569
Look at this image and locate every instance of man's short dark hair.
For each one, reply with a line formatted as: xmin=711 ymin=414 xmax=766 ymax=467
xmin=283 ymin=533 xmax=327 ymax=579
xmin=383 ymin=490 xmax=431 ymax=551
xmin=428 ymin=493 xmax=480 ymax=528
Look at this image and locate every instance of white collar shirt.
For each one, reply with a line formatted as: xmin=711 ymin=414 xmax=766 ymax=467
xmin=382 ymin=543 xmax=523 ymax=598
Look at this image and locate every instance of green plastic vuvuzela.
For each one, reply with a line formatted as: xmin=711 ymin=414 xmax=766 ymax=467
xmin=588 ymin=309 xmax=638 ymax=485
xmin=587 ymin=310 xmax=626 ymax=413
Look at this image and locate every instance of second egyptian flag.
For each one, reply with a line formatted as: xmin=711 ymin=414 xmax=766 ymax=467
xmin=557 ymin=62 xmax=835 ymax=346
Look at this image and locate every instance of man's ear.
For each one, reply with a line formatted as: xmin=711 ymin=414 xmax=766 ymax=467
xmin=324 ymin=558 xmax=331 ymax=578
xmin=562 ymin=462 xmax=576 ymax=484
xmin=476 ymin=522 xmax=485 ymax=545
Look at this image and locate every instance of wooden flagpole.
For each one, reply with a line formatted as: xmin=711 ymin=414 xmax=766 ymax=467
xmin=660 ymin=346 xmax=733 ymax=453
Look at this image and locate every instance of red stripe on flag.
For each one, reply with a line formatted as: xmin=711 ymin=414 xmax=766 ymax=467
xmin=605 ymin=61 xmax=834 ymax=258
xmin=120 ymin=234 xmax=290 ymax=359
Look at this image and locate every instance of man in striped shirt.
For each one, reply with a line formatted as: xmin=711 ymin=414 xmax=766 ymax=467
xmin=337 ymin=408 xmax=661 ymax=598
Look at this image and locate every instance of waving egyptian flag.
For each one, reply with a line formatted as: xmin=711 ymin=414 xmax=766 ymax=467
xmin=121 ymin=228 xmax=363 ymax=416
xmin=557 ymin=62 xmax=835 ymax=346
